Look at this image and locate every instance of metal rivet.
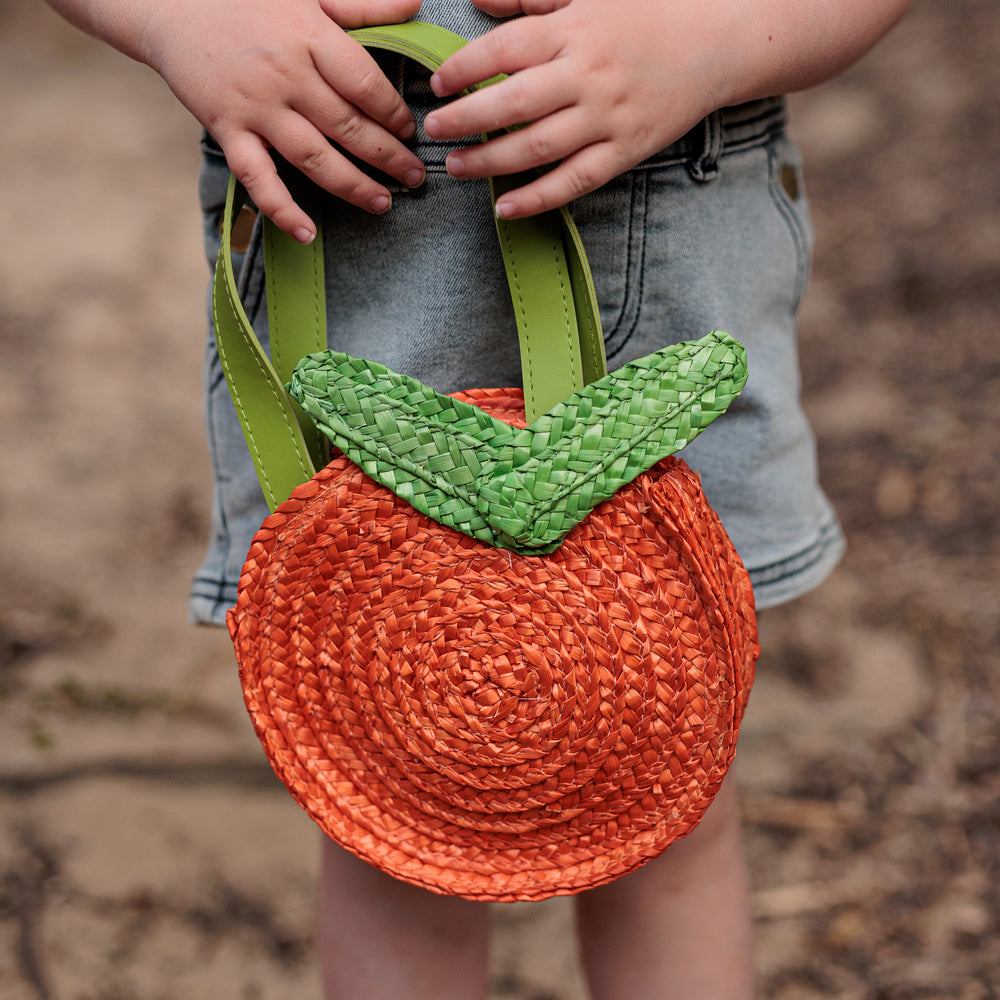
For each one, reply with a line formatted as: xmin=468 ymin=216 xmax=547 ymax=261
xmin=219 ymin=204 xmax=259 ymax=254
xmin=780 ymin=162 xmax=800 ymax=202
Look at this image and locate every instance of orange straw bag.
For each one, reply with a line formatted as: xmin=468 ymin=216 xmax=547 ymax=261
xmin=213 ymin=22 xmax=758 ymax=902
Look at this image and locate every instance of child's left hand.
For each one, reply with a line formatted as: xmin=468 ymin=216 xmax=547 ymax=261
xmin=426 ymin=0 xmax=912 ymax=219
xmin=425 ymin=0 xmax=736 ymax=219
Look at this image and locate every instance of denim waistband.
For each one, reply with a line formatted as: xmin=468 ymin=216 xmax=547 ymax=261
xmin=640 ymin=97 xmax=787 ymax=180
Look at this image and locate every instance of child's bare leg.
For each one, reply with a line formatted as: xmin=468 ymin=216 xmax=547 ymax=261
xmin=318 ymin=838 xmax=491 ymax=1000
xmin=574 ymin=774 xmax=755 ymax=1000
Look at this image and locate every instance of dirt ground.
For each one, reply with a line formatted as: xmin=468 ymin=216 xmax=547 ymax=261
xmin=1 ymin=1 xmax=998 ymax=997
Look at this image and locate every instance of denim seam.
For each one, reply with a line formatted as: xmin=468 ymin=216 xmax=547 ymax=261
xmin=196 ymin=336 xmax=236 ymax=619
xmin=766 ymin=143 xmax=811 ymax=314
xmin=718 ymin=119 xmax=788 ymax=155
xmin=748 ymin=520 xmax=842 ymax=585
xmin=190 ymin=576 xmax=238 ymax=614
xmin=604 ymin=171 xmax=647 ymax=364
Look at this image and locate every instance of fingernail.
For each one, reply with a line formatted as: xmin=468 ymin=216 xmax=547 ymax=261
xmin=424 ymin=115 xmax=442 ymax=139
xmin=495 ymin=199 xmax=516 ymax=220
xmin=400 ymin=119 xmax=417 ymax=140
xmin=371 ymin=194 xmax=392 ymax=214
xmin=404 ymin=166 xmax=426 ymax=188
xmin=430 ymin=73 xmax=443 ymax=97
xmin=293 ymin=227 xmax=316 ymax=245
xmin=446 ymin=153 xmax=464 ymax=178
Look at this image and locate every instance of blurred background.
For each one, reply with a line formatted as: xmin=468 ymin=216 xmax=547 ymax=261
xmin=1 ymin=0 xmax=997 ymax=997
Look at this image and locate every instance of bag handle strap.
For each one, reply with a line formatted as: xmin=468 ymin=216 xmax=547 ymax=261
xmin=213 ymin=20 xmax=607 ymax=511
xmin=348 ymin=22 xmax=607 ymax=399
xmin=261 ymin=171 xmax=330 ymax=474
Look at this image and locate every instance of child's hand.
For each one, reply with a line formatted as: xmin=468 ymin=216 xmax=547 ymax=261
xmin=425 ymin=0 xmax=913 ymax=219
xmin=425 ymin=0 xmax=727 ymax=219
xmin=138 ymin=0 xmax=426 ymax=242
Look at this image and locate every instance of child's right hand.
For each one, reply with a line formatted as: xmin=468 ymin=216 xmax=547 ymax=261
xmin=125 ymin=0 xmax=426 ymax=243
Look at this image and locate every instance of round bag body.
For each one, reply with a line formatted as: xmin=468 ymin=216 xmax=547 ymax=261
xmin=229 ymin=386 xmax=758 ymax=902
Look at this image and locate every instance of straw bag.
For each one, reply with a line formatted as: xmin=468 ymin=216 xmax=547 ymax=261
xmin=213 ymin=21 xmax=759 ymax=902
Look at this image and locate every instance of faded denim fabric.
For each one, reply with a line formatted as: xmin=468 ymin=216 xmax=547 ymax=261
xmin=190 ymin=9 xmax=844 ymax=624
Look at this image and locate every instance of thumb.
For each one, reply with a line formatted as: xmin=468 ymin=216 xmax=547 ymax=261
xmin=471 ymin=0 xmax=573 ymax=14
xmin=319 ymin=0 xmax=423 ymax=29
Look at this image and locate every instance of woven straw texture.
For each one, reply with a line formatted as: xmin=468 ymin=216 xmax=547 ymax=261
xmin=288 ymin=331 xmax=748 ymax=553
xmin=230 ymin=387 xmax=759 ymax=902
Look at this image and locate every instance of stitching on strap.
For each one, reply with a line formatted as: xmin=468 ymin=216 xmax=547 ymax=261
xmin=215 ymin=252 xmax=313 ymax=507
xmin=498 ymin=219 xmax=535 ymax=417
xmin=547 ymin=223 xmax=574 ymax=402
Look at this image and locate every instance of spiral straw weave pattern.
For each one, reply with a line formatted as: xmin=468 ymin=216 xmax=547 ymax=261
xmin=230 ymin=388 xmax=758 ymax=901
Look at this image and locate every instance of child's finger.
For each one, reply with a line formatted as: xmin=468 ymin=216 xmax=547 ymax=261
xmin=221 ymin=135 xmax=321 ymax=244
xmin=430 ymin=16 xmax=560 ymax=97
xmin=442 ymin=107 xmax=590 ymax=178
xmin=269 ymin=117 xmax=401 ymax=214
xmin=222 ymin=124 xmax=400 ymax=244
xmin=297 ymin=84 xmax=426 ymax=189
xmin=470 ymin=0 xmax=572 ymax=15
xmin=312 ymin=33 xmax=417 ymax=140
xmin=319 ymin=0 xmax=422 ymax=28
xmin=426 ymin=63 xmax=572 ymax=140
xmin=491 ymin=143 xmax=621 ymax=219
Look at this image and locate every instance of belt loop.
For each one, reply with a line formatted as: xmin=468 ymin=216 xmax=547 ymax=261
xmin=687 ymin=110 xmax=724 ymax=183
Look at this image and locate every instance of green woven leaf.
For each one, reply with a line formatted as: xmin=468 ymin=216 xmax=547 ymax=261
xmin=288 ymin=331 xmax=748 ymax=553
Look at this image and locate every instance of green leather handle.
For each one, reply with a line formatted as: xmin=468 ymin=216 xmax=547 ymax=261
xmin=350 ymin=22 xmax=607 ymax=402
xmin=262 ymin=173 xmax=330 ymax=474
xmin=213 ymin=180 xmax=321 ymax=510
xmin=213 ymin=20 xmax=608 ymax=511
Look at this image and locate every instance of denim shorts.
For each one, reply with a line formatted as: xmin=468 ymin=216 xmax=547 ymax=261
xmin=189 ymin=12 xmax=844 ymax=625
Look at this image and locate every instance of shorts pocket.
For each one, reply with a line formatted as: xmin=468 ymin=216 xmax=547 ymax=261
xmin=765 ymin=135 xmax=813 ymax=314
xmin=199 ymin=131 xmax=266 ymax=326
xmin=569 ymin=170 xmax=648 ymax=360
